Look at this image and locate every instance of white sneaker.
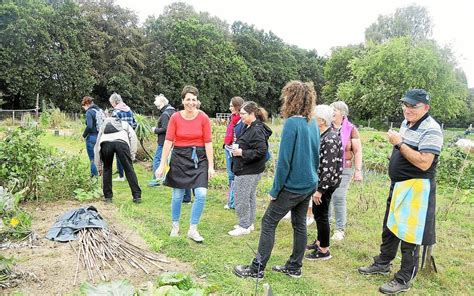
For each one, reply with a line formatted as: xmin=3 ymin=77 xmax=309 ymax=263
xmin=283 ymin=211 xmax=291 ymax=219
xmin=170 ymin=222 xmax=179 ymax=237
xmin=233 ymin=224 xmax=254 ymax=231
xmin=187 ymin=225 xmax=204 ymax=242
xmin=113 ymin=176 xmax=125 ymax=182
xmin=331 ymin=229 xmax=345 ymax=241
xmin=306 ymin=216 xmax=315 ymax=226
xmin=224 ymin=204 xmax=230 ymax=210
xmin=228 ymin=226 xmax=251 ymax=236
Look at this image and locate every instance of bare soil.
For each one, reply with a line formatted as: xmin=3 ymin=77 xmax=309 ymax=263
xmin=2 ymin=199 xmax=195 ymax=295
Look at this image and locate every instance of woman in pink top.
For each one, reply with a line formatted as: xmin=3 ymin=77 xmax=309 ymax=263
xmin=156 ymin=85 xmax=215 ymax=243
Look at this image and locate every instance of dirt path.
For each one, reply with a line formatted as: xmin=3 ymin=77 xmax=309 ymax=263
xmin=2 ymin=199 xmax=195 ymax=294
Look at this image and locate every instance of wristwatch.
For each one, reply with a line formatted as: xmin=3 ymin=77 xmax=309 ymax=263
xmin=394 ymin=142 xmax=403 ymax=150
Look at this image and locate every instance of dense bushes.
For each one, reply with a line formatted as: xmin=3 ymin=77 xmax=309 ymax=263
xmin=0 ymin=127 xmax=99 ymax=201
xmin=361 ymin=131 xmax=474 ymax=190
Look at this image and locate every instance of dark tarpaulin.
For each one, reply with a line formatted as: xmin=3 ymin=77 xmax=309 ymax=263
xmin=46 ymin=206 xmax=107 ymax=242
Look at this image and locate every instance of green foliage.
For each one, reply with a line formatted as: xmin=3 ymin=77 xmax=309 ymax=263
xmin=0 ymin=255 xmax=15 ymax=285
xmin=0 ymin=208 xmax=32 ymax=241
xmin=80 ymin=1 xmax=149 ymax=111
xmin=0 ymin=0 xmax=95 ymax=110
xmin=157 ymin=272 xmax=195 ymax=291
xmin=73 ymin=186 xmax=102 ymax=202
xmin=338 ymin=37 xmax=469 ymax=122
xmin=365 ymin=5 xmax=433 ymax=44
xmin=145 ymin=4 xmax=256 ymax=115
xmin=0 ymin=127 xmax=99 ymax=200
xmin=362 ymin=134 xmax=392 ymax=172
xmin=135 ymin=114 xmax=154 ymax=143
xmin=210 ymin=123 xmax=226 ymax=170
xmin=322 ymin=44 xmax=365 ymax=103
xmin=437 ymin=145 xmax=474 ymax=190
xmin=80 ymin=280 xmax=135 ymax=296
xmin=0 ymin=127 xmax=46 ymax=196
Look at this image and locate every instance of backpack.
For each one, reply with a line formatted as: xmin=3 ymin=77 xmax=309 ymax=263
xmin=93 ymin=108 xmax=106 ymax=132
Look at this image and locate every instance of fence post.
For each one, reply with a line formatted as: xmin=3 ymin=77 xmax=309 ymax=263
xmin=368 ymin=119 xmax=370 ymax=128
xmin=12 ymin=111 xmax=15 ymax=125
xmin=390 ymin=122 xmax=393 ymax=129
xmin=36 ymin=93 xmax=39 ymax=122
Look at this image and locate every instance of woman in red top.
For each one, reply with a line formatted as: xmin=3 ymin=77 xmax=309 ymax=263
xmin=223 ymin=96 xmax=244 ymax=209
xmin=156 ymin=85 xmax=215 ymax=242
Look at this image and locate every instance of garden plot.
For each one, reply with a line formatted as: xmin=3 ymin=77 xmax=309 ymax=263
xmin=2 ymin=199 xmax=196 ymax=294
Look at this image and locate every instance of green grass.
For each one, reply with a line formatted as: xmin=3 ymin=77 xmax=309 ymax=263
xmin=38 ymin=126 xmax=474 ymax=295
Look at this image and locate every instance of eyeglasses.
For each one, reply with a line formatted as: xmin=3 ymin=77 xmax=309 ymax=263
xmin=401 ymin=102 xmax=424 ymax=110
xmin=239 ymin=112 xmax=248 ymax=115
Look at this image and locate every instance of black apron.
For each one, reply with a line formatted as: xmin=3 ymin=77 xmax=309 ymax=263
xmin=164 ymin=146 xmax=208 ymax=189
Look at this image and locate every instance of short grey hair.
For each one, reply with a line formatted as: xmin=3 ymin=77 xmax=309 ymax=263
xmin=315 ymin=104 xmax=334 ymax=127
xmin=109 ymin=92 xmax=123 ymax=105
xmin=154 ymin=94 xmax=169 ymax=106
xmin=330 ymin=101 xmax=349 ymax=117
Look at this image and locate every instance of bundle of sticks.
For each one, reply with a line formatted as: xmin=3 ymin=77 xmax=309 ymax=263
xmin=70 ymin=227 xmax=169 ymax=285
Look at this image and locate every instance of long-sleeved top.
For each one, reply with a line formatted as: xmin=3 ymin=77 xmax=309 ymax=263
xmin=154 ymin=104 xmax=176 ymax=145
xmin=232 ymin=120 xmax=272 ymax=176
xmin=317 ymin=128 xmax=343 ymax=194
xmin=93 ymin=117 xmax=138 ymax=171
xmin=224 ymin=113 xmax=241 ymax=145
xmin=112 ymin=102 xmax=137 ymax=129
xmin=82 ymin=104 xmax=102 ymax=138
xmin=269 ymin=116 xmax=320 ymax=198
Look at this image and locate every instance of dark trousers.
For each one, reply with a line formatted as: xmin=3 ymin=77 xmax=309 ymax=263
xmin=374 ymin=183 xmax=420 ymax=284
xmin=101 ymin=141 xmax=141 ymax=200
xmin=312 ymin=188 xmax=335 ymax=248
xmin=251 ymin=189 xmax=313 ymax=271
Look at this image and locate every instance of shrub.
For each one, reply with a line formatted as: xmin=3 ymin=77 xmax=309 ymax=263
xmin=211 ymin=123 xmax=226 ymax=170
xmin=0 ymin=127 xmax=99 ymax=201
xmin=362 ymin=134 xmax=391 ymax=173
xmin=437 ymin=146 xmax=474 ymax=190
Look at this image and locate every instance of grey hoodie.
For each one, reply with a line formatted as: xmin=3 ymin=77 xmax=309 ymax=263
xmin=93 ymin=117 xmax=138 ymax=171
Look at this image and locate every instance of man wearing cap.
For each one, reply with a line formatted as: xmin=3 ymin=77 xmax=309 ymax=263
xmin=358 ymin=89 xmax=443 ymax=294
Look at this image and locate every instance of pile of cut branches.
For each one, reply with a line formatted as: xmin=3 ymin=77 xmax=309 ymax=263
xmin=70 ymin=227 xmax=169 ymax=285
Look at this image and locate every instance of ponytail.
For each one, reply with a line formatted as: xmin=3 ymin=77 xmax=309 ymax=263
xmin=255 ymin=107 xmax=268 ymax=122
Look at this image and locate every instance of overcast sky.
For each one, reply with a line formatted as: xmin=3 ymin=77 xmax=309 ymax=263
xmin=116 ymin=0 xmax=473 ymax=87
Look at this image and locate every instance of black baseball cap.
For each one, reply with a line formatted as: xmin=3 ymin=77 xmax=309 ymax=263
xmin=401 ymin=89 xmax=430 ymax=105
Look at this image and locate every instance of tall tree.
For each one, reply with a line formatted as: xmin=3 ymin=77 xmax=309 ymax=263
xmin=337 ymin=37 xmax=469 ymax=122
xmin=365 ymin=5 xmax=432 ymax=44
xmin=231 ymin=21 xmax=300 ymax=114
xmin=80 ymin=1 xmax=149 ymax=112
xmin=144 ymin=3 xmax=255 ymax=114
xmin=290 ymin=47 xmax=326 ymax=103
xmin=0 ymin=0 xmax=94 ymax=110
xmin=322 ymin=44 xmax=365 ymax=103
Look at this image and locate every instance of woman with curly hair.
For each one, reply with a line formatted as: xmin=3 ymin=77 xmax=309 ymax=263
xmin=234 ymin=80 xmax=320 ymax=279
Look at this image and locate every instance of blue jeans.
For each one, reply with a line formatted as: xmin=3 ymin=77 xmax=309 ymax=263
xmin=151 ymin=144 xmax=163 ymax=181
xmin=171 ymin=187 xmax=207 ymax=225
xmin=329 ymin=168 xmax=352 ymax=231
xmin=117 ymin=158 xmax=124 ymax=178
xmin=224 ymin=148 xmax=235 ymax=208
xmin=85 ymin=135 xmax=98 ymax=176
